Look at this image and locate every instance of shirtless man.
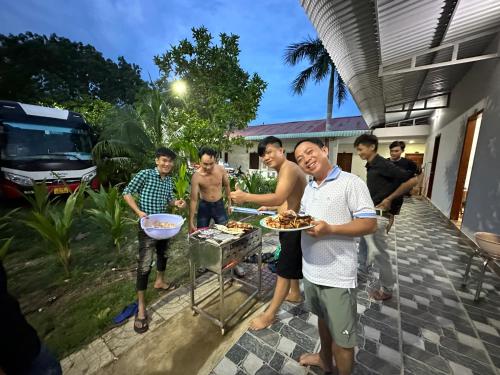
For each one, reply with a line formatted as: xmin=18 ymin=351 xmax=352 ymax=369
xmin=189 ymin=147 xmax=245 ymax=276
xmin=230 ymin=136 xmax=307 ymax=330
xmin=189 ymin=146 xmax=232 ymax=231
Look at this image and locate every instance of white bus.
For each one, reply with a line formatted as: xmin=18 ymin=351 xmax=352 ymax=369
xmin=0 ymin=101 xmax=98 ymax=199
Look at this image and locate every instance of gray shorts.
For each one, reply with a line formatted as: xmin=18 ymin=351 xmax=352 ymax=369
xmin=303 ymin=278 xmax=358 ymax=348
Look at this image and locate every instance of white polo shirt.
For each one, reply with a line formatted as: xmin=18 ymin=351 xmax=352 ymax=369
xmin=300 ymin=166 xmax=376 ymax=288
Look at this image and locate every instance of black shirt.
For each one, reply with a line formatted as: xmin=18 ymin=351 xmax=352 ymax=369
xmin=0 ymin=261 xmax=41 ymax=374
xmin=390 ymin=157 xmax=420 ymax=176
xmin=365 ymin=154 xmax=412 ymax=210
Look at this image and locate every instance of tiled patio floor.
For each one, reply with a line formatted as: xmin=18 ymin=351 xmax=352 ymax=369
xmin=210 ymin=198 xmax=500 ymax=375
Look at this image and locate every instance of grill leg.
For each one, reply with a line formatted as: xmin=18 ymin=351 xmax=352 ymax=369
xmin=462 ymin=252 xmax=476 ymax=287
xmin=474 ymin=258 xmax=489 ymax=302
xmin=258 ymin=248 xmax=262 ymax=293
xmin=219 ymin=271 xmax=225 ymax=325
xmin=189 ymin=259 xmax=195 ymax=308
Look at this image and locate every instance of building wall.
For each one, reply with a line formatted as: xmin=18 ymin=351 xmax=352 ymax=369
xmin=424 ymin=35 xmax=500 ymax=239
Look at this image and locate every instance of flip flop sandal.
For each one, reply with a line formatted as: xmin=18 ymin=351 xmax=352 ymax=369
xmin=112 ymin=302 xmax=138 ymax=326
xmin=134 ymin=312 xmax=149 ymax=334
xmin=154 ymin=283 xmax=176 ymax=292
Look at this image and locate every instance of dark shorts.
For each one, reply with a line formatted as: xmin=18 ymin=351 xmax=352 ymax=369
xmin=197 ymin=199 xmax=228 ymax=227
xmin=277 ymin=231 xmax=303 ymax=279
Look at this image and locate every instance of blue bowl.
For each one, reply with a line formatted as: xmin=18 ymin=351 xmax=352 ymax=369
xmin=140 ymin=214 xmax=185 ymax=240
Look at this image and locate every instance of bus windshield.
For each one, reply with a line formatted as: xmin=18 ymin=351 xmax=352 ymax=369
xmin=1 ymin=121 xmax=93 ymax=161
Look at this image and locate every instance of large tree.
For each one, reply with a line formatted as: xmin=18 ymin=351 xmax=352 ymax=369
xmin=154 ymin=27 xmax=267 ymax=154
xmin=284 ymin=36 xmax=347 ymax=120
xmin=0 ymin=32 xmax=145 ymax=104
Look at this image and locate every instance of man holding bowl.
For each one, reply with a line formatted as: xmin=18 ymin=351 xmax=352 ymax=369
xmin=123 ymin=147 xmax=186 ymax=334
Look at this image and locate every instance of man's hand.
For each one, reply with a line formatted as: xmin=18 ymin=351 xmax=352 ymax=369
xmin=230 ymin=189 xmax=248 ymax=205
xmin=258 ymin=206 xmax=269 ymax=212
xmin=189 ymin=221 xmax=197 ymax=233
xmin=305 ymin=220 xmax=332 ymax=238
xmin=174 ymin=199 xmax=186 ymax=209
xmin=137 ymin=211 xmax=148 ymax=219
xmin=376 ymin=198 xmax=392 ymax=211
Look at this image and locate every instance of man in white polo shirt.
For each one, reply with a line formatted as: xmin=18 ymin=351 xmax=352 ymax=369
xmin=294 ymin=138 xmax=377 ymax=375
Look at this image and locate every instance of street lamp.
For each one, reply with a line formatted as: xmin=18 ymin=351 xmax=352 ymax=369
xmin=172 ymin=80 xmax=187 ymax=97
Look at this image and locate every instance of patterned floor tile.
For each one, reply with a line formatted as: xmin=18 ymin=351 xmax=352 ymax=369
xmin=211 ymin=198 xmax=500 ymax=374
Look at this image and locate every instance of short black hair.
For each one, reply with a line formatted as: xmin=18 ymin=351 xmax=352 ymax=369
xmin=389 ymin=140 xmax=406 ymax=151
xmin=198 ymin=146 xmax=217 ymax=159
xmin=354 ymin=134 xmax=378 ymax=151
xmin=294 ymin=138 xmax=325 ymax=152
xmin=258 ymin=136 xmax=282 ymax=157
xmin=155 ymin=147 xmax=176 ymax=160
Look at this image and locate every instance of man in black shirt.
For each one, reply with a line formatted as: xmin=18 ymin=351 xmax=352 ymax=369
xmin=354 ymin=134 xmax=417 ymax=300
xmin=387 ymin=141 xmax=420 ymax=230
xmin=0 ymin=261 xmax=61 ymax=374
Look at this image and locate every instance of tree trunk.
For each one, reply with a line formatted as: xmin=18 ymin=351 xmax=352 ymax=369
xmin=326 ymin=68 xmax=335 ymax=131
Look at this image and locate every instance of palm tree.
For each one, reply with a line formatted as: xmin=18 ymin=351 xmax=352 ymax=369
xmin=284 ymin=37 xmax=347 ymax=121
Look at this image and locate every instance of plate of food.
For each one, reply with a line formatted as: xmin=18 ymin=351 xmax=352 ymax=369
xmin=259 ymin=212 xmax=314 ymax=232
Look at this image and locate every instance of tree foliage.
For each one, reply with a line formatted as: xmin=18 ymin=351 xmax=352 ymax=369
xmin=154 ymin=27 xmax=267 ymax=154
xmin=284 ymin=36 xmax=347 ymax=120
xmin=0 ymin=32 xmax=146 ymax=104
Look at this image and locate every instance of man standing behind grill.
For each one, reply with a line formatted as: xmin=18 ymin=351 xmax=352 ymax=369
xmin=189 ymin=146 xmax=245 ymax=277
xmin=123 ymin=147 xmax=186 ymax=334
xmin=230 ymin=136 xmax=307 ymax=330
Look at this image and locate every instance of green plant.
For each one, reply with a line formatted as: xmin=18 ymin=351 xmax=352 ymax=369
xmin=24 ymin=182 xmax=54 ymax=215
xmin=174 ymin=163 xmax=190 ymax=201
xmin=0 ymin=208 xmax=19 ymax=261
xmin=86 ymin=185 xmax=132 ymax=253
xmin=24 ymin=191 xmax=78 ymax=276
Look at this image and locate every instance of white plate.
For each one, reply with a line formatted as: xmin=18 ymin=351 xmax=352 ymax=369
xmin=259 ymin=216 xmax=315 ymax=232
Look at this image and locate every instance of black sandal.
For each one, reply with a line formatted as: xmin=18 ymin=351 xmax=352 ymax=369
xmin=134 ymin=312 xmax=149 ymax=334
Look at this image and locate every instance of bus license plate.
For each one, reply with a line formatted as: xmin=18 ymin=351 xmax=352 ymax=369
xmin=53 ymin=187 xmax=70 ymax=194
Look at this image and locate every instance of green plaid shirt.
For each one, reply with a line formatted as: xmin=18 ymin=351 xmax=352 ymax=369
xmin=123 ymin=168 xmax=175 ymax=215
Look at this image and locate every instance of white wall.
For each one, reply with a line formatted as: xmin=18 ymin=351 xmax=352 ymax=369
xmin=424 ymin=34 xmax=500 ymax=239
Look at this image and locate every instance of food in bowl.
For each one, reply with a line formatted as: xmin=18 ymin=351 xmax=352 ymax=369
xmin=265 ymin=212 xmax=312 ymax=229
xmin=143 ymin=219 xmax=179 ymax=229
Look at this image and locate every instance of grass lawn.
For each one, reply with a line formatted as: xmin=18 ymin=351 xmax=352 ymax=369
xmin=2 ymin=204 xmax=269 ymax=359
xmin=2 ymin=204 xmax=191 ymax=359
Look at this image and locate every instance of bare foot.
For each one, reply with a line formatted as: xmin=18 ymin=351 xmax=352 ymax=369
xmin=285 ymin=292 xmax=303 ymax=303
xmin=249 ymin=313 xmax=276 ymax=330
xmin=299 ymin=353 xmax=334 ymax=372
xmin=154 ymin=281 xmax=172 ymax=290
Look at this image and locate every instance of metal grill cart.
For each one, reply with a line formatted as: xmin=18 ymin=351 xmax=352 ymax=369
xmin=189 ymin=225 xmax=262 ymax=335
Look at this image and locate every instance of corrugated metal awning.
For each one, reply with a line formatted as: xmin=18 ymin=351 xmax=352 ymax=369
xmin=244 ymin=129 xmax=369 ymax=141
xmin=300 ymin=0 xmax=500 ymax=127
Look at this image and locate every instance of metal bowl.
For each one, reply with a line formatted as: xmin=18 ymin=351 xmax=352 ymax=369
xmin=140 ymin=214 xmax=185 ymax=240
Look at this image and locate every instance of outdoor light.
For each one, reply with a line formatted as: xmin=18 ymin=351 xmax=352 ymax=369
xmin=172 ymin=80 xmax=187 ymax=96
xmin=409 ymin=140 xmax=415 ymax=144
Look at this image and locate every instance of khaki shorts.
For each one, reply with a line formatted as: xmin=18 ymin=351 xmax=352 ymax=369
xmin=303 ymin=278 xmax=357 ymax=348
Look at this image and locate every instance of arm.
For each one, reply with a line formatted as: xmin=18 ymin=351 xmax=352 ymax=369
xmin=307 ymin=218 xmax=377 ymax=237
xmin=123 ymin=194 xmax=147 ymax=218
xmin=189 ymin=174 xmax=200 ymax=231
xmin=377 ymin=176 xmax=418 ymax=210
xmin=122 ymin=171 xmax=146 ymax=218
xmin=230 ymin=165 xmax=295 ymax=206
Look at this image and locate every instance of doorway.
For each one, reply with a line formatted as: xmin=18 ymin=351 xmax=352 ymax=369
xmin=450 ymin=112 xmax=483 ymax=225
xmin=427 ymin=135 xmax=441 ymax=199
xmin=336 ymin=152 xmax=352 ymax=172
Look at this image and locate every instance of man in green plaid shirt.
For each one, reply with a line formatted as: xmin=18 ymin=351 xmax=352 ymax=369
xmin=123 ymin=147 xmax=186 ymax=334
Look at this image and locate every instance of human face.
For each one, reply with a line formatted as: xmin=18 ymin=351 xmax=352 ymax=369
xmin=261 ymin=144 xmax=285 ymax=169
xmin=390 ymin=146 xmax=403 ymax=161
xmin=356 ymin=143 xmax=376 ymax=161
xmin=155 ymin=155 xmax=174 ymax=176
xmin=294 ymin=141 xmax=329 ymax=177
xmin=200 ymin=154 xmax=216 ymax=174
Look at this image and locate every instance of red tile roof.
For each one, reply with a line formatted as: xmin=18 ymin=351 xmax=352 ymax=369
xmin=234 ymin=116 xmax=368 ymax=137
